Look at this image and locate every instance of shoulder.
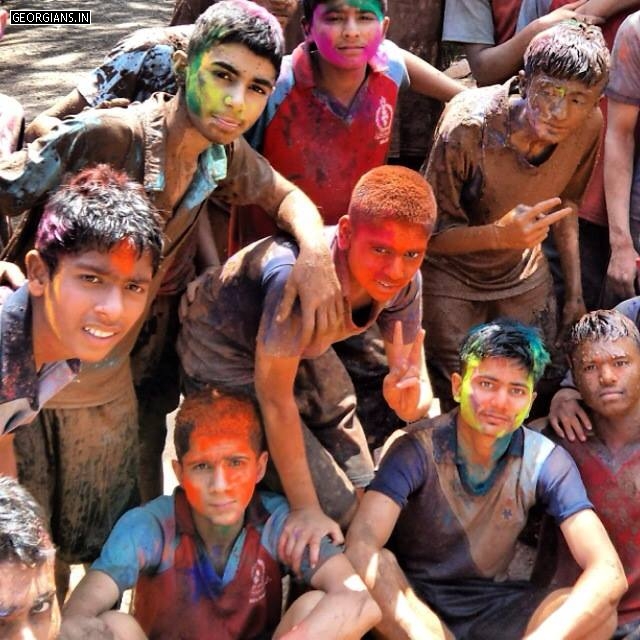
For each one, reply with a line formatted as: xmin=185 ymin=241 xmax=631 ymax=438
xmin=437 ymin=84 xmax=505 ymax=139
xmin=615 ymin=296 xmax=640 ymax=326
xmin=110 ymin=25 xmax=192 ymax=56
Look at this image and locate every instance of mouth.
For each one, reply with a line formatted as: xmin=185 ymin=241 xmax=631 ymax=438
xmin=210 ymin=115 xmax=243 ymax=133
xmin=599 ymin=390 xmax=624 ymax=400
xmin=83 ymin=326 xmax=117 ymax=339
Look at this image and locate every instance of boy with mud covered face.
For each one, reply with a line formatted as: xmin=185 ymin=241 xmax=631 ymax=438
xmin=346 ymin=318 xmax=626 ymax=639
xmin=422 ymin=21 xmax=609 ymax=412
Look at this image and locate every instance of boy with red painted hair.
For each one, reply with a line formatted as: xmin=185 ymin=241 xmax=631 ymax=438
xmin=178 ymin=165 xmax=436 ymax=564
xmin=60 ymin=391 xmax=381 ymax=640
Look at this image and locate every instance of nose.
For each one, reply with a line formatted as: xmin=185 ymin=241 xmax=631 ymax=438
xmin=599 ymin=364 xmax=617 ymax=386
xmin=342 ymin=14 xmax=359 ymax=38
xmin=95 ymin=285 xmax=124 ymax=322
xmin=225 ymin=84 xmax=246 ymax=115
xmin=209 ymin=465 xmax=229 ymax=492
xmin=17 ymin=625 xmax=37 ymax=640
xmin=386 ymin=256 xmax=405 ymax=281
xmin=549 ymin=95 xmax=568 ymax=120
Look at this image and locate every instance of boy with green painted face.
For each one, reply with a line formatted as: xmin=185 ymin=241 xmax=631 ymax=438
xmin=346 ymin=318 xmax=626 ymax=639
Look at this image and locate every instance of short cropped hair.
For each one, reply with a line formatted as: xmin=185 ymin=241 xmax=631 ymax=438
xmin=35 ymin=164 xmax=163 ymax=276
xmin=347 ymin=165 xmax=437 ymax=231
xmin=569 ymin=310 xmax=640 ymax=361
xmin=459 ymin=319 xmax=550 ymax=384
xmin=302 ymin=0 xmax=387 ymax=23
xmin=187 ymin=0 xmax=284 ymax=76
xmin=524 ymin=20 xmax=609 ymax=87
xmin=0 ymin=476 xmax=53 ymax=567
xmin=174 ymin=390 xmax=265 ymax=460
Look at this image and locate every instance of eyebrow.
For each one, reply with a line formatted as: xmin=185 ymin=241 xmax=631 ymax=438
xmin=73 ymin=260 xmax=153 ymax=285
xmin=213 ymin=61 xmax=274 ymax=89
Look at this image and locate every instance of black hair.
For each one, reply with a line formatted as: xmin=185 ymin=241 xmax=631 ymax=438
xmin=570 ymin=310 xmax=640 ymax=358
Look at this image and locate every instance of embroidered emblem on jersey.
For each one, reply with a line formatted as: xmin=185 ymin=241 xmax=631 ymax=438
xmin=249 ymin=558 xmax=268 ymax=603
xmin=374 ymin=96 xmax=393 ymax=144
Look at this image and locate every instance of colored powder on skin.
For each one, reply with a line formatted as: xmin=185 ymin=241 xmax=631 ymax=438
xmin=108 ymin=239 xmax=138 ymax=276
xmin=347 ymin=0 xmax=384 ymax=21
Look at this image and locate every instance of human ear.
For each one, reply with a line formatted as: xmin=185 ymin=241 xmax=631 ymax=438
xmin=380 ymin=15 xmax=390 ymax=38
xmin=451 ymin=372 xmax=462 ymax=403
xmin=172 ymin=50 xmax=188 ymax=81
xmin=255 ymin=451 xmax=269 ymax=484
xmin=301 ymin=17 xmax=311 ymax=40
xmin=172 ymin=459 xmax=183 ymax=485
xmin=337 ymin=215 xmax=352 ymax=250
xmin=25 ymin=250 xmax=50 ymax=297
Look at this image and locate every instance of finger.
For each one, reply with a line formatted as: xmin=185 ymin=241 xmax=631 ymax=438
xmin=394 ymin=375 xmax=421 ymax=390
xmin=575 ymin=405 xmax=593 ymax=435
xmin=291 ymin=532 xmax=315 ymax=576
xmin=308 ymin=534 xmax=321 ymax=569
xmin=408 ymin=328 xmax=426 ymax=365
xmin=276 ymin=278 xmax=296 ymax=323
xmin=328 ymin=520 xmax=344 ymax=545
xmin=520 ymin=197 xmax=563 ymax=220
xmin=532 ymin=206 xmax=572 ymax=229
xmin=548 ymin=416 xmax=565 ymax=439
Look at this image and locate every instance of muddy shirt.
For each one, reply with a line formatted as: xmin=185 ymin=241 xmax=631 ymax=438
xmin=555 ymin=435 xmax=640 ymax=626
xmin=443 ymin=0 xmax=524 ymax=45
xmin=606 ymin=12 xmax=640 ymax=234
xmin=0 ymin=285 xmax=79 ymax=434
xmin=370 ymin=410 xmax=591 ymax=582
xmin=178 ymin=228 xmax=422 ymax=389
xmin=0 ymin=93 xmax=282 ymax=407
xmin=93 ymin=489 xmax=340 ymax=638
xmin=232 ymin=41 xmax=408 ymax=249
xmin=76 ymin=26 xmax=192 ymax=107
xmin=423 ymin=78 xmax=601 ymax=300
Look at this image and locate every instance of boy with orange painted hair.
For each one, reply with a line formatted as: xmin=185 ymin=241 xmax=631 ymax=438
xmin=178 ymin=165 xmax=436 ymax=565
xmin=60 ymin=391 xmax=380 ymax=640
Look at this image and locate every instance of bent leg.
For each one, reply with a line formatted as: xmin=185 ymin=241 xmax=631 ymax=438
xmin=273 ymin=591 xmax=325 ymax=638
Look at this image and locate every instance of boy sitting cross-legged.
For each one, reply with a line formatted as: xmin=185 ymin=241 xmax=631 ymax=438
xmin=60 ymin=390 xmax=381 ymax=640
xmin=178 ymin=165 xmax=436 ymax=566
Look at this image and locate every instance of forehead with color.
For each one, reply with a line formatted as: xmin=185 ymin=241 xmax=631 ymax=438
xmin=314 ymin=0 xmax=384 ymax=19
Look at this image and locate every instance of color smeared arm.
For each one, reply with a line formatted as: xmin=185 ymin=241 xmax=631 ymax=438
xmin=402 ymin=50 xmax=464 ymax=103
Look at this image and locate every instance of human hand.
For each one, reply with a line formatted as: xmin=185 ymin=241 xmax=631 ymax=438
xmin=539 ymin=0 xmax=603 ymax=28
xmin=383 ymin=322 xmax=430 ymax=422
xmin=549 ymin=387 xmax=592 ymax=442
xmin=606 ymin=243 xmax=639 ymax=300
xmin=0 ymin=260 xmax=26 ymax=289
xmin=495 ymin=198 xmax=572 ymax=251
xmin=559 ymin=296 xmax=586 ymax=346
xmin=59 ymin=616 xmax=115 ymax=640
xmin=277 ymin=242 xmax=345 ymax=346
xmin=95 ymin=98 xmax=131 ymax=110
xmin=278 ymin=506 xmax=344 ymax=576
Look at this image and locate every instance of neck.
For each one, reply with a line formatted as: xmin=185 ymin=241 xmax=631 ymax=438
xmin=313 ymin=52 xmax=367 ymax=108
xmin=165 ymin=92 xmax=213 ymax=163
xmin=456 ymin=419 xmax=512 ymax=472
xmin=508 ymin=96 xmax=554 ymax=163
xmin=593 ymin=406 xmax=640 ymax=455
xmin=193 ymin=509 xmax=244 ymax=574
xmin=30 ymin=299 xmax=65 ymax=370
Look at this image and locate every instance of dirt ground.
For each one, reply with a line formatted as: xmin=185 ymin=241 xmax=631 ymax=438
xmin=0 ymin=0 xmax=173 ymax=121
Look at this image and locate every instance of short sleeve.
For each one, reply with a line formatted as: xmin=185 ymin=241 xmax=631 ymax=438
xmin=536 ymin=445 xmax=593 ymax=524
xmin=91 ymin=504 xmax=169 ymax=594
xmin=606 ymin=14 xmax=640 ymax=107
xmin=368 ymin=433 xmax=428 ymax=508
xmin=379 ymin=39 xmax=410 ymax=91
xmin=443 ymin=0 xmax=495 ymax=45
xmin=376 ymin=272 xmax=422 ymax=344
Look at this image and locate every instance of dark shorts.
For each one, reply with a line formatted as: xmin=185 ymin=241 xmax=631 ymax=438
xmin=410 ymin=577 xmax=554 ymax=639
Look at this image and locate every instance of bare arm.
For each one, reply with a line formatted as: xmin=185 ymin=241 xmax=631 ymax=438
xmin=402 ymin=50 xmax=465 ymax=103
xmin=427 ymin=198 xmax=571 ymax=256
xmin=25 ymin=89 xmax=89 ymax=142
xmin=255 ymin=345 xmax=343 ymax=572
xmin=346 ymin=491 xmax=452 ymax=639
xmin=525 ymin=510 xmax=626 ymax=639
xmin=551 ymin=201 xmax=586 ymax=336
xmin=605 ymin=99 xmax=640 ymax=299
xmin=466 ymin=1 xmax=596 ymax=86
xmin=267 ymin=172 xmax=344 ymax=344
xmin=276 ymin=554 xmax=381 ymax=640
xmin=59 ymin=570 xmax=121 ymax=640
xmin=578 ymin=0 xmax=640 ymax=17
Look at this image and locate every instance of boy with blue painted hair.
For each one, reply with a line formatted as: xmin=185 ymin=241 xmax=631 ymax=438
xmin=346 ymin=318 xmax=626 ymax=639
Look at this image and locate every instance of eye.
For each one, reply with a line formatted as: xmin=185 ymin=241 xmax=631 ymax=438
xmin=213 ymin=70 xmax=232 ymax=81
xmin=583 ymin=363 xmax=596 ymax=373
xmin=193 ymin=462 xmax=209 ymax=472
xmin=404 ymin=251 xmax=421 ymax=260
xmin=478 ymin=380 xmax=493 ymax=389
xmin=80 ymin=274 xmax=100 ymax=284
xmin=249 ymin=83 xmax=268 ymax=96
xmin=31 ymin=598 xmax=53 ymax=615
xmin=373 ymin=246 xmax=389 ymax=255
xmin=358 ymin=11 xmax=378 ymax=21
xmin=126 ymin=282 xmax=145 ymax=294
xmin=510 ymin=387 xmax=526 ymax=397
xmin=614 ymin=359 xmax=629 ymax=367
xmin=228 ymin=457 xmax=246 ymax=468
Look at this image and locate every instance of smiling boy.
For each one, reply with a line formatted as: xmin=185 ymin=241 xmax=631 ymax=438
xmin=1 ymin=0 xmax=343 ymax=587
xmin=60 ymin=391 xmax=380 ymax=640
xmin=0 ymin=164 xmax=162 ymax=476
xmin=178 ymin=165 xmax=436 ymax=564
xmin=422 ymin=21 xmax=609 ymax=413
xmin=346 ymin=318 xmax=626 ymax=639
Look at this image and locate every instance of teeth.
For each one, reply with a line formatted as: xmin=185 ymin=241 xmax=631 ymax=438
xmin=84 ymin=327 xmax=115 ymax=338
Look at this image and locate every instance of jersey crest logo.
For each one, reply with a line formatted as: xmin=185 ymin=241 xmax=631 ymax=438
xmin=374 ymin=96 xmax=393 ymax=144
xmin=249 ymin=558 xmax=267 ymax=603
